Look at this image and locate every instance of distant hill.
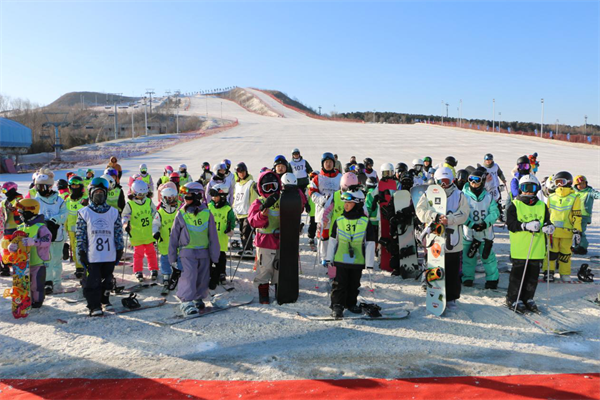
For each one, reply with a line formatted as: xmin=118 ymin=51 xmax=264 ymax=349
xmin=48 ymin=92 xmax=141 ymax=108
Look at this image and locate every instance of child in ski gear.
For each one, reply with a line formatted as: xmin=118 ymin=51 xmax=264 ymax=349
xmin=106 ymin=156 xmax=123 ymax=184
xmin=153 ymin=186 xmax=181 ymax=288
xmin=327 ymin=190 xmax=376 ymax=319
xmin=510 ymin=156 xmax=532 ymax=199
xmin=443 ymin=156 xmax=458 ymax=178
xmin=528 ymin=153 xmax=539 ymax=174
xmin=248 ymin=170 xmax=283 ymax=304
xmin=65 ymin=176 xmax=89 ymax=278
xmin=206 ymin=163 xmax=234 ymax=205
xmin=104 ymin=168 xmax=125 ymax=212
xmin=56 ymin=179 xmax=69 ymax=200
xmin=233 ymin=162 xmax=258 ymax=255
xmin=197 ymin=162 xmax=214 ymax=187
xmin=363 ymin=158 xmax=377 ymax=180
xmin=308 ymin=152 xmax=342 ymax=264
xmin=178 ymin=164 xmax=193 ymax=186
xmin=322 ymin=172 xmax=361 ymax=232
xmin=506 ymin=174 xmax=554 ymax=312
xmin=422 ymin=156 xmax=435 ymax=182
xmin=306 ymin=172 xmax=318 ymax=247
xmin=273 ymin=155 xmax=291 ymax=177
xmin=15 ymin=199 xmax=52 ymax=308
xmin=416 ymin=167 xmax=469 ymax=309
xmin=133 ymin=164 xmax=153 ymax=199
xmin=411 ymin=159 xmax=427 ymax=186
xmin=168 ymin=182 xmax=220 ymax=316
xmin=25 ymin=173 xmax=38 ymax=199
xmin=1 ymin=182 xmax=23 ymax=276
xmin=545 ymin=171 xmax=582 ymax=282
xmin=34 ymin=169 xmax=67 ymax=294
xmin=222 ymin=159 xmax=235 ymax=194
xmin=461 ymin=169 xmax=500 ymax=288
xmin=76 ymin=177 xmax=124 ymax=316
xmin=289 ymin=148 xmax=313 ymax=190
xmin=122 ymin=180 xmax=158 ymax=281
xmin=364 ymin=177 xmax=380 ymax=244
xmin=207 ymin=183 xmax=236 ymax=289
xmin=573 ymin=175 xmax=600 ymax=255
xmin=157 ymin=165 xmax=173 ymax=189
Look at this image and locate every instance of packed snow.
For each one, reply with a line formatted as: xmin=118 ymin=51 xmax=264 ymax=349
xmin=1 ymin=90 xmax=598 ymax=381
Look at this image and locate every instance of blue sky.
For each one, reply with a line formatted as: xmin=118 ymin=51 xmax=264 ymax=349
xmin=1 ymin=1 xmax=598 ymax=125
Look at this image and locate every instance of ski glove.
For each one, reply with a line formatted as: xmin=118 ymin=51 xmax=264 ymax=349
xmin=542 ymin=224 xmax=555 ymax=235
xmin=116 ymin=249 xmax=123 ymax=263
xmin=171 ymin=262 xmax=179 ymax=270
xmin=305 ymin=202 xmax=311 ymax=213
xmin=21 ymin=237 xmax=36 ymax=247
xmin=572 ymin=231 xmax=582 ymax=246
xmin=473 ymin=223 xmax=487 ymax=232
xmin=78 ymin=251 xmax=89 ymax=268
xmin=521 ymin=220 xmax=540 ymax=232
xmin=153 ymin=232 xmax=162 ymax=242
xmin=260 ymin=193 xmax=279 ymax=211
xmin=226 ymin=230 xmax=234 ymax=238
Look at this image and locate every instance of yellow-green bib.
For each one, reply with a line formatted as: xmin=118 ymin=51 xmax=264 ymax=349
xmin=509 ymin=200 xmax=546 ymax=259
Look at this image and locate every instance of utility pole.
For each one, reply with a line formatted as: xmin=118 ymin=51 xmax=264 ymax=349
xmin=498 ymin=112 xmax=502 ymax=131
xmin=540 ymin=98 xmax=544 ymax=138
xmin=131 ymin=105 xmax=139 ymax=139
xmin=144 ymin=96 xmax=149 ymax=136
xmin=109 ymin=92 xmax=122 ymax=140
xmin=175 ymin=90 xmax=181 ymax=134
xmin=318 ymin=106 xmax=322 ymax=115
xmin=492 ymin=99 xmax=495 ymax=132
xmin=165 ymin=90 xmax=171 ymax=110
xmin=145 ymin=89 xmax=155 ymax=114
xmin=459 ymin=99 xmax=462 ymax=127
xmin=441 ymin=100 xmax=444 ymax=124
xmin=584 ymin=115 xmax=588 ymax=134
xmin=556 ymin=119 xmax=559 ymax=135
xmin=445 ymin=103 xmax=449 ymax=118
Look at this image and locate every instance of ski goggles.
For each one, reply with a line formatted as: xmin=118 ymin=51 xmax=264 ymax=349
xmin=468 ymin=175 xmax=483 ymax=184
xmin=484 ymin=154 xmax=494 ymax=161
xmin=381 ymin=170 xmax=394 ymax=178
xmin=553 ymin=178 xmax=569 ymax=187
xmin=261 ymin=181 xmax=279 ymax=193
xmin=519 ymin=183 xmax=539 ymax=193
xmin=163 ymin=195 xmax=178 ymax=204
xmin=68 ymin=176 xmax=83 ymax=186
xmin=436 ymin=178 xmax=452 ymax=187
xmin=517 ymin=163 xmax=531 ymax=170
xmin=340 ymin=192 xmax=363 ymax=203
xmin=90 ymin=177 xmax=110 ymax=190
xmin=209 ymin=188 xmax=225 ymax=197
xmin=140 ymin=169 xmax=148 ymax=174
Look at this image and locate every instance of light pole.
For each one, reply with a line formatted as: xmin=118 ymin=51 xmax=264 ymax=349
xmin=175 ymin=90 xmax=180 ymax=134
xmin=143 ymin=96 xmax=149 ymax=136
xmin=540 ymin=98 xmax=544 ymax=138
xmin=584 ymin=115 xmax=588 ymax=134
xmin=498 ymin=112 xmax=501 ymax=131
xmin=130 ymin=105 xmax=138 ymax=139
xmin=492 ymin=99 xmax=495 ymax=132
xmin=441 ymin=100 xmax=444 ymax=124
xmin=445 ymin=103 xmax=449 ymax=118
xmin=459 ymin=99 xmax=462 ymax=127
xmin=146 ymin=89 xmax=155 ymax=114
xmin=556 ymin=119 xmax=559 ymax=135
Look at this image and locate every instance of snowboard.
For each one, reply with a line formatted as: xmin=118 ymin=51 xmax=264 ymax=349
xmin=377 ymin=179 xmax=398 ymax=271
xmin=57 ymin=298 xmax=167 ymax=322
xmin=277 ymin=185 xmax=303 ymax=305
xmin=392 ymin=190 xmax=419 ymax=277
xmin=298 ymin=309 xmax=410 ymax=321
xmin=155 ymin=294 xmax=253 ymax=326
xmin=425 ymin=185 xmax=447 ymax=316
xmin=410 ymin=185 xmax=428 ymax=208
xmin=1 ymin=231 xmax=31 ymax=319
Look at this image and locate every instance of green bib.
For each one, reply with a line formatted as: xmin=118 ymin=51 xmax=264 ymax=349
xmin=66 ymin=196 xmax=88 ymax=231
xmin=256 ymin=197 xmax=280 ymax=235
xmin=19 ymin=223 xmax=45 ymax=266
xmin=509 ymin=200 xmax=546 ymax=259
xmin=128 ymin=199 xmax=155 ymax=246
xmin=333 ymin=216 xmax=368 ymax=265
xmin=142 ymin=175 xmax=152 ymax=186
xmin=181 ymin=209 xmax=210 ymax=249
xmin=208 ymin=203 xmax=231 ymax=252
xmin=2 ymin=198 xmax=20 ymax=230
xmin=329 ymin=191 xmax=344 ymax=231
xmin=548 ymin=193 xmax=577 ymax=229
xmin=157 ymin=208 xmax=177 ymax=255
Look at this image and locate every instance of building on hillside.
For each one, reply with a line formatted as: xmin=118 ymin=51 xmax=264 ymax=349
xmin=0 ymin=117 xmax=32 ymax=172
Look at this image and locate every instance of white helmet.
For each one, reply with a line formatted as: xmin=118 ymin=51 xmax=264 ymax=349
xmin=412 ymin=158 xmax=424 ymax=166
xmin=341 ymin=189 xmax=365 ymax=203
xmin=519 ymin=174 xmax=540 ymax=193
xmin=101 ymin=174 xmax=116 ymax=190
xmin=160 ymin=186 xmax=178 ymax=204
xmin=131 ymin=180 xmax=149 ymax=196
xmin=380 ymin=163 xmax=394 ymax=178
xmin=35 ymin=168 xmax=54 ymax=186
xmin=281 ymin=173 xmax=297 ymax=186
xmin=209 ymin=182 xmax=230 ymax=195
xmin=139 ymin=163 xmax=148 ymax=173
xmin=434 ymin=167 xmax=454 ymax=187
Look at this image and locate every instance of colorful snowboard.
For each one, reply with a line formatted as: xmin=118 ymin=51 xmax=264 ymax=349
xmin=277 ymin=185 xmax=303 ymax=304
xmin=425 ymin=185 xmax=446 ymax=316
xmin=410 ymin=185 xmax=428 ymax=207
xmin=377 ymin=178 xmax=398 ymax=271
xmin=392 ymin=190 xmax=419 ymax=276
xmin=1 ymin=231 xmax=31 ymax=319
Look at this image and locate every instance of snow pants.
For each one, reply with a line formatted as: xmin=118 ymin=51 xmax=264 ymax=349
xmin=160 ymin=254 xmax=181 ymax=276
xmin=544 ymin=236 xmax=572 ymax=276
xmin=445 ymin=252 xmax=462 ymax=302
xmin=30 ymin=264 xmax=46 ymax=304
xmin=238 ymin=217 xmax=254 ymax=251
xmin=254 ymin=247 xmax=279 ymax=285
xmin=47 ymin=241 xmax=64 ymax=286
xmin=210 ymin=251 xmax=227 ymax=289
xmin=308 ymin=216 xmax=317 ymax=240
xmin=68 ymin=231 xmax=83 ymax=271
xmin=177 ymin=254 xmax=210 ymax=302
xmin=330 ymin=266 xmax=362 ymax=308
xmin=507 ymin=259 xmax=541 ymax=304
xmin=83 ymin=261 xmax=115 ymax=311
xmin=133 ymin=243 xmax=158 ymax=274
xmin=461 ymin=239 xmax=499 ymax=282
xmin=579 ymin=215 xmax=591 ymax=250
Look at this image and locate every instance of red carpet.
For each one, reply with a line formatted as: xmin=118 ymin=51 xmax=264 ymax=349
xmin=1 ymin=373 xmax=598 ymax=400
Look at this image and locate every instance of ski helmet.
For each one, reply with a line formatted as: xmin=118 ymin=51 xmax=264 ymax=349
xmin=209 ymin=182 xmax=230 ymax=196
xmin=321 ymin=152 xmax=335 ymax=169
xmin=182 ymin=181 xmax=204 ymax=203
xmin=164 ymin=165 xmax=174 ymax=175
xmin=131 ymin=180 xmax=149 ymax=197
xmin=160 ymin=186 xmax=178 ymax=205
xmin=455 ymin=169 xmax=469 ymax=190
xmin=222 ymin=159 xmax=231 ymax=171
xmin=104 ymin=168 xmax=118 ymax=180
xmin=101 ymin=174 xmax=116 ymax=190
xmin=356 ymin=163 xmax=365 ymax=174
xmin=273 ymin=155 xmax=287 ymax=167
xmin=412 ymin=158 xmax=424 ymax=172
xmin=258 ymin=170 xmax=280 ymax=197
xmin=574 ymin=175 xmax=587 ymax=185
xmin=89 ymin=177 xmax=109 ymax=205
xmin=518 ymin=174 xmax=540 ymax=194
xmin=484 ymin=153 xmax=494 ymax=161
xmin=292 ymin=148 xmax=300 ymax=156
xmin=380 ymin=163 xmax=395 ymax=178
xmin=35 ymin=169 xmax=54 ymax=186
xmin=202 ymin=161 xmax=211 ymax=171
xmin=56 ymin=179 xmax=68 ymax=191
xmin=553 ymin=171 xmax=573 ymax=188
xmin=169 ymin=172 xmax=180 ymax=184
xmin=281 ymin=172 xmax=297 ymax=187
xmin=423 ymin=156 xmax=432 ymax=164
xmin=363 ymin=157 xmax=374 ymax=168
xmin=340 ymin=190 xmax=365 ymax=204
xmin=434 ymin=167 xmax=454 ymax=188
xmin=86 ymin=168 xmax=94 ymax=178
xmin=366 ymin=177 xmax=378 ymax=188
xmin=68 ymin=175 xmax=84 ymax=187
xmin=16 ymin=198 xmax=40 ymax=221
xmin=395 ymin=163 xmax=408 ymax=175
xmin=400 ymin=171 xmax=414 ymax=190
xmin=179 ymin=164 xmax=187 ymax=172
xmin=235 ymin=162 xmax=248 ymax=173
xmin=1 ymin=182 xmax=18 ymax=196
xmin=341 ymin=172 xmax=360 ymax=191
xmin=444 ymin=156 xmax=458 ymax=167
xmin=139 ymin=164 xmax=148 ymax=174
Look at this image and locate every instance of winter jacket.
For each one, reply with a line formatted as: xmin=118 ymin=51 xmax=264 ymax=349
xmin=168 ymin=203 xmax=220 ymax=265
xmin=248 ymin=171 xmax=282 ymax=250
xmin=35 ymin=192 xmax=67 ymax=242
xmin=76 ymin=202 xmax=124 ymax=257
xmin=510 ymin=172 xmax=530 ymax=199
xmin=107 ymin=157 xmax=123 ymax=183
xmin=575 ymin=186 xmax=600 ymax=221
xmin=327 ymin=206 xmax=377 ymax=270
xmin=308 ymin=169 xmax=342 ymax=224
xmin=461 ymin=186 xmax=499 ymax=242
xmin=20 ymin=214 xmax=52 ymax=265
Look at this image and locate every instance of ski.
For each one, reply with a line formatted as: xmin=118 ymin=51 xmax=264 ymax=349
xmin=502 ymin=303 xmax=580 ymax=336
xmin=537 ymin=279 xmax=600 ymax=285
xmin=57 ymin=298 xmax=167 ymax=322
xmin=297 ymin=309 xmax=410 ymax=321
xmin=154 ymin=294 xmax=253 ymax=326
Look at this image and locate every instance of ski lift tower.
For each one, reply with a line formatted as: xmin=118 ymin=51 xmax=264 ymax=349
xmin=42 ymin=112 xmax=69 ymax=160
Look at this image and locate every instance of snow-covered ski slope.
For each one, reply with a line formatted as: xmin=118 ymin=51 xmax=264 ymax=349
xmin=1 ymin=89 xmax=598 ymax=381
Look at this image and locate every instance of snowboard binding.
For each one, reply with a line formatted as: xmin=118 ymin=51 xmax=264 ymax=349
xmin=121 ymin=293 xmax=141 ymax=309
xmin=359 ymin=302 xmax=382 ymax=318
xmin=167 ymin=268 xmax=182 ymax=291
xmin=577 ymin=264 xmax=594 ymax=283
xmin=111 ymin=277 xmax=125 ymax=294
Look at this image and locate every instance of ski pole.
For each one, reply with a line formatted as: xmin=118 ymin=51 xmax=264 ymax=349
xmin=546 ymin=234 xmax=553 ymax=303
xmin=515 ymin=232 xmax=535 ymax=313
xmin=228 ymin=236 xmax=232 ymax=281
xmin=230 ymin=228 xmax=255 ymax=283
xmin=313 ymin=238 xmax=320 ymax=289
xmin=366 ymin=266 xmax=375 ymax=293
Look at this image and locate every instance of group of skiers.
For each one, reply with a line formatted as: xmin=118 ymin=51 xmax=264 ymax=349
xmin=0 ymin=150 xmax=598 ymax=319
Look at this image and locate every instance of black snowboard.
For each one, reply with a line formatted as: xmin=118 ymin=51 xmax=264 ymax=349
xmin=277 ymin=185 xmax=303 ymax=304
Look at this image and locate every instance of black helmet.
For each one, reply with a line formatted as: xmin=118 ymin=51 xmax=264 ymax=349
xmin=553 ymin=171 xmax=573 ymax=188
xmin=363 ymin=157 xmax=374 ymax=167
xmin=236 ymin=162 xmax=248 ymax=173
xmin=356 ymin=163 xmax=365 ymax=173
xmin=202 ymin=162 xmax=210 ymax=171
xmin=516 ymin=155 xmax=530 ymax=165
xmin=395 ymin=162 xmax=408 ymax=174
xmin=455 ymin=169 xmax=469 ymax=190
xmin=57 ymin=179 xmax=68 ymax=191
xmin=445 ymin=156 xmax=458 ymax=167
xmin=400 ymin=171 xmax=414 ymax=189
xmin=344 ymin=162 xmax=353 ymax=173
xmin=484 ymin=153 xmax=494 ymax=161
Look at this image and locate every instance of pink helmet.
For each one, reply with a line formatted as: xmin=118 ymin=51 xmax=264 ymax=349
xmin=165 ymin=165 xmax=174 ymax=174
xmin=340 ymin=172 xmax=359 ymax=191
xmin=1 ymin=181 xmax=18 ymax=193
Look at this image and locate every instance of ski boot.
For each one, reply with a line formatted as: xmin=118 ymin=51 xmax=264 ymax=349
xmin=135 ymin=272 xmax=144 ymax=282
xmin=161 ymin=275 xmax=171 ymax=295
xmin=193 ymin=299 xmax=205 ymax=310
xmin=180 ymin=301 xmax=199 ymax=316
xmin=75 ymin=268 xmax=84 ymax=279
xmin=103 ymin=301 xmax=114 ymax=312
xmin=219 ymin=273 xmax=227 ymax=286
xmin=506 ymin=299 xmax=526 ymax=313
xmin=525 ymin=299 xmax=539 ymax=313
xmin=62 ymin=242 xmax=70 ymax=261
xmin=560 ymin=275 xmax=572 ymax=283
xmin=484 ymin=280 xmax=498 ymax=289
xmin=89 ymin=308 xmax=104 ymax=317
xmin=258 ymin=284 xmax=270 ymax=304
xmin=44 ymin=281 xmax=53 ymax=295
xmin=577 ymin=264 xmax=594 ymax=283
xmin=151 ymin=270 xmax=158 ymax=281
xmin=331 ymin=305 xmax=344 ymax=320
xmin=446 ymin=300 xmax=457 ymax=310
xmin=346 ymin=305 xmax=363 ymax=314
xmin=462 ymin=280 xmax=474 ymax=287
xmin=542 ymin=270 xmax=555 ymax=282
xmin=31 ymin=301 xmax=43 ymax=309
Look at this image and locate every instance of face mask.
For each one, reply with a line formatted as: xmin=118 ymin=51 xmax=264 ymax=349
xmin=92 ymin=191 xmax=106 ymax=205
xmin=71 ymin=186 xmax=84 ymax=198
xmin=21 ymin=211 xmax=36 ymax=222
